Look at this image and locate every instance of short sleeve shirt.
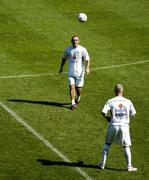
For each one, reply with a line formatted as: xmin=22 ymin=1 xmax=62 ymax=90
xmin=62 ymin=45 xmax=90 ymax=77
xmin=102 ymin=96 xmax=136 ymax=125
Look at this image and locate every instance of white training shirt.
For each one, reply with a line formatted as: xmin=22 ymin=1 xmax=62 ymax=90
xmin=102 ymin=96 xmax=136 ymax=125
xmin=62 ymin=45 xmax=90 ymax=77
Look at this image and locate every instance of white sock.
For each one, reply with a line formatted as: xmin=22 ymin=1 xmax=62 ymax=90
xmin=124 ymin=147 xmax=131 ymax=167
xmin=101 ymin=144 xmax=110 ymax=166
xmin=77 ymin=96 xmax=81 ymax=101
xmin=71 ymin=99 xmax=75 ymax=105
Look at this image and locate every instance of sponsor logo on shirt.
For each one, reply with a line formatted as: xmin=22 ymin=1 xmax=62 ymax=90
xmin=115 ymin=103 xmax=127 ymax=118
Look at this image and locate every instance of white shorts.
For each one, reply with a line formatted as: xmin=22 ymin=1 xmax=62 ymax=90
xmin=68 ymin=76 xmax=84 ymax=87
xmin=105 ymin=125 xmax=131 ymax=146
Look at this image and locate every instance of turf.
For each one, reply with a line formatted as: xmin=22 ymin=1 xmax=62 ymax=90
xmin=0 ymin=0 xmax=149 ymax=179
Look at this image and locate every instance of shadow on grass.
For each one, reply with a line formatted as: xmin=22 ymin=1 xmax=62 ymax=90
xmin=37 ymin=159 xmax=99 ymax=169
xmin=37 ymin=159 xmax=127 ymax=171
xmin=7 ymin=99 xmax=71 ymax=109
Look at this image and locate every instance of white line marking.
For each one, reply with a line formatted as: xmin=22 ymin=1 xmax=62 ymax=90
xmin=0 ymin=59 xmax=148 ymax=79
xmin=91 ymin=59 xmax=149 ymax=71
xmin=0 ymin=102 xmax=92 ymax=180
xmin=0 ymin=73 xmax=59 ymax=79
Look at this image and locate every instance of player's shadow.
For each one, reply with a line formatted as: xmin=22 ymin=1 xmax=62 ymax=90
xmin=37 ymin=159 xmax=127 ymax=171
xmin=7 ymin=99 xmax=70 ymax=109
xmin=37 ymin=159 xmax=99 ymax=169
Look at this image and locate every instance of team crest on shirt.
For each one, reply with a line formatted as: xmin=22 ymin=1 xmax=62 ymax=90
xmin=115 ymin=103 xmax=127 ymax=118
xmin=71 ymin=51 xmax=80 ymax=61
xmin=119 ymin=104 xmax=123 ymax=109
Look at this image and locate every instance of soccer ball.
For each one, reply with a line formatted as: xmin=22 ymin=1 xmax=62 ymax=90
xmin=78 ymin=13 xmax=87 ymax=22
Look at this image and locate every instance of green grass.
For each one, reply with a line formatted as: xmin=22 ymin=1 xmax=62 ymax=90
xmin=0 ymin=0 xmax=149 ymax=179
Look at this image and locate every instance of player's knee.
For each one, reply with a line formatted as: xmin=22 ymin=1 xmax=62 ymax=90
xmin=70 ymin=85 xmax=75 ymax=89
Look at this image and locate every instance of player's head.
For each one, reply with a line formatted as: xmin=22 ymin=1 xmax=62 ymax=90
xmin=114 ymin=84 xmax=123 ymax=95
xmin=71 ymin=35 xmax=80 ymax=47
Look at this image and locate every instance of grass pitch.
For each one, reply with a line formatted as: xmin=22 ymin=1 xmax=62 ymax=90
xmin=0 ymin=0 xmax=149 ymax=179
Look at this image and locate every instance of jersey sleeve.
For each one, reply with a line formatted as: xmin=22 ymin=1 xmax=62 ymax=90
xmin=62 ymin=48 xmax=68 ymax=59
xmin=102 ymin=101 xmax=110 ymax=114
xmin=82 ymin=48 xmax=90 ymax=61
xmin=129 ymin=100 xmax=136 ymax=116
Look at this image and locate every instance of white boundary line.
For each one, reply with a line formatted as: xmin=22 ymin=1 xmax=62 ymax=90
xmin=91 ymin=59 xmax=149 ymax=71
xmin=0 ymin=59 xmax=148 ymax=79
xmin=0 ymin=73 xmax=60 ymax=79
xmin=0 ymin=102 xmax=92 ymax=180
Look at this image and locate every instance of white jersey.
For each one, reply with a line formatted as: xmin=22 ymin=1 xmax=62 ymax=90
xmin=102 ymin=96 xmax=136 ymax=126
xmin=62 ymin=45 xmax=90 ymax=77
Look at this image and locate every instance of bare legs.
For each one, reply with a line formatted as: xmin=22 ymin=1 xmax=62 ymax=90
xmin=75 ymin=87 xmax=81 ymax=102
xmin=69 ymin=85 xmax=76 ymax=105
xmin=69 ymin=85 xmax=82 ymax=109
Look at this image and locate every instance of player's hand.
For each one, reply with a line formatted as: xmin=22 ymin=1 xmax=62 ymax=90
xmin=106 ymin=116 xmax=111 ymax=122
xmin=85 ymin=69 xmax=90 ymax=75
xmin=58 ymin=68 xmax=63 ymax=74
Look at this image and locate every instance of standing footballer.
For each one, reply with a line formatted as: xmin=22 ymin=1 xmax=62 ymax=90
xmin=59 ymin=35 xmax=90 ymax=110
xmin=98 ymin=84 xmax=137 ymax=171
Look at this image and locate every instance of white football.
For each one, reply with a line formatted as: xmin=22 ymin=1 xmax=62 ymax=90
xmin=78 ymin=13 xmax=87 ymax=22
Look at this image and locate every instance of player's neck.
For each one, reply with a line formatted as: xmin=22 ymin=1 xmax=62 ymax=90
xmin=116 ymin=93 xmax=123 ymax=97
xmin=72 ymin=44 xmax=79 ymax=48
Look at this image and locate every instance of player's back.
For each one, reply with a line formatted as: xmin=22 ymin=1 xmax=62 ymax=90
xmin=108 ymin=96 xmax=136 ymax=126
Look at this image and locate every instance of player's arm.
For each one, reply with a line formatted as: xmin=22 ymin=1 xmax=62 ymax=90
xmin=101 ymin=112 xmax=111 ymax=122
xmin=85 ymin=60 xmax=90 ymax=74
xmin=101 ymin=101 xmax=111 ymax=122
xmin=129 ymin=101 xmax=136 ymax=119
xmin=83 ymin=48 xmax=90 ymax=74
xmin=59 ymin=58 xmax=67 ymax=73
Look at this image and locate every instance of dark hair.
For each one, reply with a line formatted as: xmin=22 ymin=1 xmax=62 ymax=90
xmin=71 ymin=35 xmax=79 ymax=42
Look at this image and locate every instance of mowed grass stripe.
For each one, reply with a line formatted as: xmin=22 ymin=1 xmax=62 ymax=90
xmin=0 ymin=101 xmax=93 ymax=180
